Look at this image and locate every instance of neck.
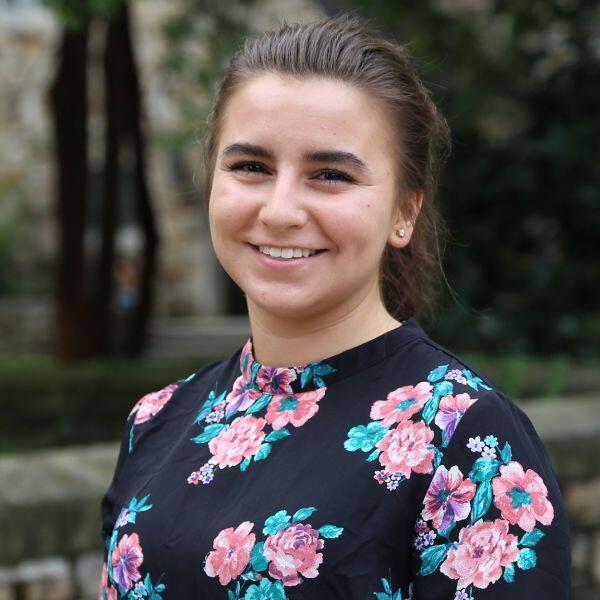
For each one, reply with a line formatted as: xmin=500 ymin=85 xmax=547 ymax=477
xmin=246 ymin=281 xmax=402 ymax=368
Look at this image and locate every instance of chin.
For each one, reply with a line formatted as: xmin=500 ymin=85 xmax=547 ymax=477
xmin=246 ymin=293 xmax=326 ymax=321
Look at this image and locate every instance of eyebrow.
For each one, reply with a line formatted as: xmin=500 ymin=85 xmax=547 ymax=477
xmin=220 ymin=142 xmax=372 ymax=177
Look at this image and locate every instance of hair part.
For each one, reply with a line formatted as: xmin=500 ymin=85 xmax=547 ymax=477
xmin=202 ymin=12 xmax=452 ymax=321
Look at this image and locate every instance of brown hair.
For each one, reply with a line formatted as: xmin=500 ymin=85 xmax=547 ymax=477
xmin=202 ymin=12 xmax=452 ymax=321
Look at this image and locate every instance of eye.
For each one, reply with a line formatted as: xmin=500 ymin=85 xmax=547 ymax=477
xmin=226 ymin=161 xmax=269 ymax=176
xmin=315 ymin=169 xmax=355 ymax=186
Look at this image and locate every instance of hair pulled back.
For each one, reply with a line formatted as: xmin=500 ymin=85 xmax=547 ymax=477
xmin=202 ymin=12 xmax=451 ymax=321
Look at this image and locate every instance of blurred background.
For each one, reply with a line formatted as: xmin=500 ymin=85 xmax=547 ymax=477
xmin=0 ymin=0 xmax=598 ymax=598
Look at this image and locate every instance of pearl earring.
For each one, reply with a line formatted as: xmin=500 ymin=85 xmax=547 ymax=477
xmin=396 ymin=227 xmax=406 ymax=238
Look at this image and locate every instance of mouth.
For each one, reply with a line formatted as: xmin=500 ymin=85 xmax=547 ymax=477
xmin=247 ymin=243 xmax=328 ymax=261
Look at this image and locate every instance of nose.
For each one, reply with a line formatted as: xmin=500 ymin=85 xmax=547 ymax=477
xmin=258 ymin=169 xmax=308 ymax=231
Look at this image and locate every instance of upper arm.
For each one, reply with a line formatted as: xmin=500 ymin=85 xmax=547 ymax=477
xmin=411 ymin=391 xmax=571 ymax=599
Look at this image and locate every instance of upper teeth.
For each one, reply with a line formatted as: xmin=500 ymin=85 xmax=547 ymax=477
xmin=259 ymin=246 xmax=318 ymax=258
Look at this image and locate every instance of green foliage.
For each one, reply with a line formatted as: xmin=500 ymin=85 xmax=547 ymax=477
xmin=342 ymin=0 xmax=600 ymax=356
xmin=43 ymin=0 xmax=123 ymax=29
xmin=160 ymin=0 xmax=255 ymax=144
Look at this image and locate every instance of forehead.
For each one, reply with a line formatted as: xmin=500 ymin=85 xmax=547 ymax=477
xmin=218 ymin=73 xmax=395 ymax=165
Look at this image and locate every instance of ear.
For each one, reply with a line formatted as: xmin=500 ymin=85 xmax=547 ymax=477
xmin=387 ymin=190 xmax=424 ymax=249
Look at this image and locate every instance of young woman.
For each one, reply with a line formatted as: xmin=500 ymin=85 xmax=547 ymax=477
xmin=98 ymin=14 xmax=571 ymax=599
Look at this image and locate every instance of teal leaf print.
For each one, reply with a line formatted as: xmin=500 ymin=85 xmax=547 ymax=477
xmin=381 ymin=577 xmax=392 ymax=595
xmin=432 ymin=381 xmax=453 ymax=397
xmin=179 ymin=371 xmax=196 ymax=383
xmin=250 ymin=541 xmax=268 ymax=572
xmin=468 ymin=457 xmax=500 ymax=482
xmin=129 ymin=494 xmax=153 ymax=513
xmin=240 ymin=457 xmax=251 ymax=471
xmin=194 ymin=389 xmax=227 ymax=424
xmin=245 ymin=393 xmax=273 ymax=415
xmin=433 ymin=446 xmax=444 ymax=469
xmin=462 ymin=369 xmax=493 ymax=391
xmin=373 ymin=573 xmax=404 ymax=600
xmin=438 ymin=520 xmax=456 ymax=539
xmin=428 ymin=364 xmax=449 ymax=382
xmin=503 ymin=563 xmax=515 ymax=583
xmin=421 ymin=394 xmax=441 ymax=426
xmin=300 ymin=366 xmax=312 ymax=388
xmin=254 ymin=443 xmax=272 ymax=461
xmin=240 ymin=572 xmax=261 ymax=581
xmin=292 ymin=507 xmax=317 ymax=522
xmin=367 ymin=449 xmax=381 ymax=461
xmin=470 ymin=479 xmax=493 ymax=523
xmin=519 ymin=528 xmax=545 ymax=547
xmin=417 ymin=543 xmax=452 ymax=576
xmin=243 ymin=579 xmax=286 ymax=600
xmin=190 ymin=423 xmax=227 ymax=444
xmin=318 ymin=524 xmax=344 ymax=538
xmin=344 ymin=422 xmax=387 ymax=452
xmin=263 ymin=510 xmax=291 ymax=535
xmin=315 ymin=363 xmax=336 ymax=377
xmin=264 ymin=428 xmax=291 ymax=442
xmin=500 ymin=441 xmax=512 ymax=464
xmin=517 ymin=548 xmax=537 ymax=570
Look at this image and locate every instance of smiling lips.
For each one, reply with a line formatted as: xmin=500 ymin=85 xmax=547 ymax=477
xmin=250 ymin=243 xmax=327 ymax=259
xmin=249 ymin=243 xmax=327 ymax=264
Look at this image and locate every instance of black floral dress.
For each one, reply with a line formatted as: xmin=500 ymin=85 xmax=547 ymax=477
xmin=98 ymin=317 xmax=571 ymax=599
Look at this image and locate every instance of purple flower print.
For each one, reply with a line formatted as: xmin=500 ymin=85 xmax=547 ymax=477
xmin=421 ymin=465 xmax=476 ymax=531
xmin=111 ymin=532 xmax=144 ymax=592
xmin=187 ymin=462 xmax=216 ymax=485
xmin=224 ymin=376 xmax=262 ymax=417
xmin=444 ymin=369 xmax=467 ymax=385
xmin=434 ymin=393 xmax=478 ymax=442
xmin=255 ymin=366 xmax=297 ymax=395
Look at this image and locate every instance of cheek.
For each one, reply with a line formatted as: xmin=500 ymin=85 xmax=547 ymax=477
xmin=209 ymin=182 xmax=251 ymax=236
xmin=318 ymin=201 xmax=388 ymax=256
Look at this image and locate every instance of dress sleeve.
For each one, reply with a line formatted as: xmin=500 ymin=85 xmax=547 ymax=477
xmin=410 ymin=390 xmax=571 ymax=599
xmin=97 ymin=403 xmax=136 ymax=599
xmin=96 ymin=378 xmax=185 ymax=599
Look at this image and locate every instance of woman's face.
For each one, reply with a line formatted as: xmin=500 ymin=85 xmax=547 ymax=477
xmin=208 ymin=72 xmax=416 ymax=323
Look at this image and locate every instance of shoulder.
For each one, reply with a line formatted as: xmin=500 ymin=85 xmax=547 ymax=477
xmin=125 ymin=355 xmax=232 ymax=425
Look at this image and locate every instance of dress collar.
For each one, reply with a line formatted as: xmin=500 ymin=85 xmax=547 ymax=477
xmin=238 ymin=317 xmax=428 ymax=395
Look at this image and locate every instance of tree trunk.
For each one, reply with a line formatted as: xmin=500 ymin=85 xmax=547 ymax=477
xmin=103 ymin=3 xmax=158 ymax=356
xmin=49 ymin=24 xmax=91 ymax=361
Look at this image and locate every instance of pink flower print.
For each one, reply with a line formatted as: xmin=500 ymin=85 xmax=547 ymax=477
xmin=224 ymin=375 xmax=263 ymax=417
xmin=128 ymin=383 xmax=178 ymax=425
xmin=98 ymin=561 xmax=117 ymax=600
xmin=492 ymin=461 xmax=554 ymax=532
xmin=415 ymin=519 xmax=429 ymax=536
xmin=370 ymin=381 xmax=433 ymax=428
xmin=208 ymin=415 xmax=267 ymax=468
xmin=422 ymin=465 xmax=476 ymax=531
xmin=255 ymin=366 xmax=297 ymax=395
xmin=434 ymin=393 xmax=478 ymax=442
xmin=263 ymin=523 xmax=324 ymax=586
xmin=111 ymin=532 xmax=144 ymax=592
xmin=204 ymin=521 xmax=256 ymax=585
xmin=240 ymin=339 xmax=253 ymax=381
xmin=376 ymin=420 xmax=435 ymax=479
xmin=440 ymin=518 xmax=519 ymax=589
xmin=264 ymin=388 xmax=326 ymax=430
xmin=467 ymin=436 xmax=485 ymax=453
